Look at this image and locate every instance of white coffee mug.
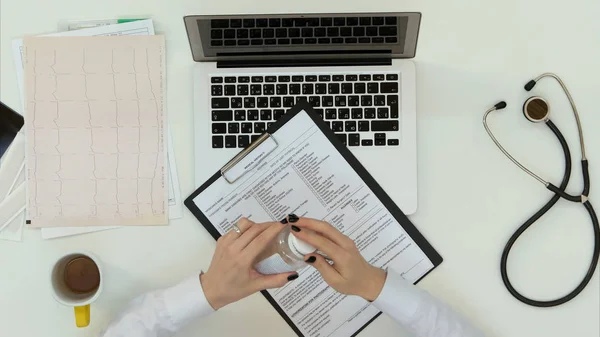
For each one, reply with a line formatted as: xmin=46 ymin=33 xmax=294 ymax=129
xmin=50 ymin=251 xmax=103 ymax=328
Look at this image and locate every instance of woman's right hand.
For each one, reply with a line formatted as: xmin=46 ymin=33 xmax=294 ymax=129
xmin=290 ymin=217 xmax=387 ymax=301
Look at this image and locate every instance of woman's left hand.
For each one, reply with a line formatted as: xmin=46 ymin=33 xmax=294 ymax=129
xmin=200 ymin=218 xmax=298 ymax=310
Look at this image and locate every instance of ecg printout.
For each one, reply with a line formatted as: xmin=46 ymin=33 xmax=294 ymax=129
xmin=24 ymin=35 xmax=168 ymax=227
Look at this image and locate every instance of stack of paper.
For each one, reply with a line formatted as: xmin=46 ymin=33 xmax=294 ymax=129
xmin=8 ymin=19 xmax=183 ymax=240
xmin=0 ymin=133 xmax=26 ymax=241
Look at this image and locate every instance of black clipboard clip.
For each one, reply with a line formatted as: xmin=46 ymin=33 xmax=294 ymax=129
xmin=220 ymin=133 xmax=279 ymax=184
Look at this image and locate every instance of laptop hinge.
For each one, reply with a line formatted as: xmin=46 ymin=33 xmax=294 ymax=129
xmin=216 ymin=57 xmax=392 ymax=68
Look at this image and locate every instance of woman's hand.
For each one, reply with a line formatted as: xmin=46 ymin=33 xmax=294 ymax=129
xmin=290 ymin=217 xmax=387 ymax=301
xmin=200 ymin=218 xmax=298 ymax=310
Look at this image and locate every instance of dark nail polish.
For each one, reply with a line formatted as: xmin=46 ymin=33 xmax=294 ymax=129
xmin=280 ymin=218 xmax=288 ymax=224
xmin=305 ymin=256 xmax=316 ymax=263
xmin=288 ymin=214 xmax=299 ymax=223
xmin=287 ymin=274 xmax=299 ymax=281
xmin=291 ymin=225 xmax=300 ymax=232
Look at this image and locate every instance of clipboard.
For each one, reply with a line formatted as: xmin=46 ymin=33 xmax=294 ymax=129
xmin=185 ymin=101 xmax=443 ymax=337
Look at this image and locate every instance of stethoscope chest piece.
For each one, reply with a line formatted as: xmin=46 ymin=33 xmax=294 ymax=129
xmin=523 ymin=96 xmax=550 ymax=123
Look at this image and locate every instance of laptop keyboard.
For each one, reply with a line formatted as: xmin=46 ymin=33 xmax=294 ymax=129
xmin=210 ymin=73 xmax=401 ymax=148
xmin=209 ymin=16 xmax=401 ymax=47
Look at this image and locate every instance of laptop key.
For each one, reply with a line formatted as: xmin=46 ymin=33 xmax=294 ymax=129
xmin=263 ymin=28 xmax=275 ymax=38
xmin=359 ymin=74 xmax=371 ymax=81
xmin=334 ymin=18 xmax=345 ymax=26
xmin=315 ymin=28 xmax=326 ymax=37
xmin=269 ymin=18 xmax=281 ymax=27
xmin=251 ymin=134 xmax=261 ymax=142
xmin=373 ymin=17 xmax=384 ymax=25
xmin=345 ymin=38 xmax=358 ymax=44
xmin=318 ymin=38 xmax=331 ymax=44
xmin=292 ymin=75 xmax=303 ymax=82
xmin=380 ymin=82 xmax=398 ymax=93
xmin=257 ymin=97 xmax=269 ymax=108
xmin=290 ymin=84 xmax=301 ymax=95
xmin=373 ymin=37 xmax=384 ymax=43
xmin=335 ymin=96 xmax=346 ymax=107
xmin=224 ymin=29 xmax=235 ymax=39
xmin=269 ymin=97 xmax=281 ymax=108
xmin=388 ymin=95 xmax=399 ymax=118
xmin=347 ymin=17 xmax=359 ymax=26
xmin=274 ymin=109 xmax=285 ymax=120
xmin=314 ymin=108 xmax=324 ymax=119
xmin=353 ymin=27 xmax=365 ymax=36
xmin=211 ymin=85 xmax=223 ymax=96
xmin=345 ymin=121 xmax=357 ymax=132
xmin=265 ymin=38 xmax=277 ymax=45
xmin=278 ymin=76 xmax=290 ymax=82
xmin=302 ymin=28 xmax=313 ymax=37
xmin=336 ymin=133 xmax=347 ymax=145
xmin=322 ymin=96 xmax=334 ymax=107
xmin=231 ymin=97 xmax=243 ymax=109
xmin=289 ymin=28 xmax=300 ymax=38
xmin=211 ymin=77 xmax=223 ymax=83
xmin=225 ymin=135 xmax=237 ymax=148
xmin=341 ymin=83 xmax=353 ymax=94
xmin=251 ymin=76 xmax=263 ymax=83
xmin=333 ymin=75 xmax=344 ymax=81
xmin=228 ymin=123 xmax=240 ymax=133
xmin=367 ymin=83 xmax=379 ymax=93
xmin=276 ymin=28 xmax=287 ymax=38
xmin=374 ymin=95 xmax=386 ymax=106
xmin=361 ymin=95 xmax=372 ymax=106
xmin=243 ymin=19 xmax=255 ymax=28
xmin=360 ymin=17 xmax=371 ymax=26
xmin=316 ymin=83 xmax=327 ymax=94
xmin=248 ymin=110 xmax=259 ymax=120
xmin=361 ymin=139 xmax=373 ymax=146
xmin=267 ymin=122 xmax=274 ymax=129
xmin=328 ymin=83 xmax=340 ymax=94
xmin=224 ymin=40 xmax=236 ymax=46
xmin=305 ymin=75 xmax=317 ymax=82
xmin=276 ymin=84 xmax=287 ymax=95
xmin=332 ymin=121 xmax=343 ymax=132
xmin=318 ymin=75 xmax=331 ymax=82
xmin=238 ymin=76 xmax=250 ymax=83
xmin=348 ymin=133 xmax=360 ymax=146
xmin=257 ymin=18 xmax=268 ymax=27
xmin=321 ymin=18 xmax=333 ymax=26
xmin=340 ymin=27 xmax=352 ymax=37
xmin=260 ymin=109 xmax=272 ymax=120
xmin=358 ymin=121 xmax=370 ymax=131
xmin=250 ymin=84 xmax=262 ymax=95
xmin=225 ymin=76 xmax=236 ymax=83
xmin=234 ymin=110 xmax=246 ymax=121
xmin=348 ymin=96 xmax=360 ymax=106
xmin=296 ymin=96 xmax=308 ymax=104
xmin=241 ymin=122 xmax=253 ymax=133
xmin=307 ymin=18 xmax=320 ymax=26
xmin=291 ymin=38 xmax=303 ymax=44
xmin=365 ymin=108 xmax=376 ymax=119
xmin=327 ymin=27 xmax=339 ymax=36
xmin=282 ymin=19 xmax=294 ymax=27
xmin=230 ymin=19 xmax=242 ymax=28
xmin=366 ymin=27 xmax=378 ymax=36
xmin=238 ymin=135 xmax=250 ymax=148
xmin=377 ymin=107 xmax=389 ymax=118
xmin=237 ymin=29 xmax=249 ymax=39
xmin=351 ymin=108 xmax=363 ymax=119
xmin=302 ymin=84 xmax=314 ymax=95
xmin=373 ymin=74 xmax=385 ymax=81
xmin=265 ymin=76 xmax=277 ymax=82
xmin=336 ymin=108 xmax=349 ymax=120
xmin=359 ymin=37 xmax=370 ymax=43
xmin=211 ymin=20 xmax=229 ymax=29
xmin=212 ymin=110 xmax=233 ymax=121
xmin=308 ymin=96 xmax=320 ymax=107
xmin=254 ymin=122 xmax=266 ymax=133
xmin=243 ymin=97 xmax=255 ymax=108
xmin=388 ymin=139 xmax=399 ymax=146
xmin=212 ymin=98 xmax=229 ymax=109
xmin=250 ymin=29 xmax=261 ymax=38
xmin=238 ymin=39 xmax=250 ymax=46
xmin=212 ymin=135 xmax=224 ymax=148
xmin=325 ymin=109 xmax=337 ymax=119
xmin=237 ymin=85 xmax=249 ymax=96
xmin=374 ymin=133 xmax=386 ymax=146
xmin=263 ymin=84 xmax=275 ymax=95
xmin=332 ymin=37 xmax=344 ymax=43
xmin=354 ymin=83 xmax=366 ymax=94
xmin=212 ymin=123 xmax=227 ymax=134
xmin=283 ymin=97 xmax=295 ymax=107
xmin=372 ymin=120 xmax=398 ymax=131
xmin=379 ymin=27 xmax=397 ymax=36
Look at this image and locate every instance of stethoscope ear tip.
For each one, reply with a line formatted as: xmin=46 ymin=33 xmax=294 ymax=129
xmin=495 ymin=101 xmax=507 ymax=110
xmin=524 ymin=80 xmax=536 ymax=91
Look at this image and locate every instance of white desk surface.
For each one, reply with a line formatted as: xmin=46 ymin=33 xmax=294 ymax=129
xmin=1 ymin=1 xmax=599 ymax=336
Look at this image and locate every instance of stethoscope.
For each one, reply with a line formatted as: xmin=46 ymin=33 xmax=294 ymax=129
xmin=483 ymin=73 xmax=600 ymax=307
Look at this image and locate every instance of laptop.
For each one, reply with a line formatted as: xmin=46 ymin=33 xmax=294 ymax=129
xmin=183 ymin=13 xmax=421 ymax=214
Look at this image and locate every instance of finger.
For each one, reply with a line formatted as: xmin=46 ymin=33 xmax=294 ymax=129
xmin=252 ymin=272 xmax=299 ymax=290
xmin=304 ymin=254 xmax=344 ymax=288
xmin=231 ymin=221 xmax=276 ymax=251
xmin=221 ymin=217 xmax=255 ymax=244
xmin=290 ymin=227 xmax=345 ymax=260
xmin=243 ymin=222 xmax=286 ymax=262
xmin=292 ymin=218 xmax=352 ymax=249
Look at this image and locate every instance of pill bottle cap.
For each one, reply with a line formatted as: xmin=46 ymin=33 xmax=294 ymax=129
xmin=288 ymin=233 xmax=317 ymax=255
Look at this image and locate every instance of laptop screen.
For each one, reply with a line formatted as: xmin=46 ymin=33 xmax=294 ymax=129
xmin=0 ymin=102 xmax=24 ymax=159
xmin=183 ymin=13 xmax=421 ymax=62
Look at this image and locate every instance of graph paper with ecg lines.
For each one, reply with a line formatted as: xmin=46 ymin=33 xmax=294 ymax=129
xmin=23 ymin=35 xmax=168 ymax=227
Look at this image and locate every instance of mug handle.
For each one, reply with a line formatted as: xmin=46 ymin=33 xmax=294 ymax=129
xmin=74 ymin=305 xmax=90 ymax=327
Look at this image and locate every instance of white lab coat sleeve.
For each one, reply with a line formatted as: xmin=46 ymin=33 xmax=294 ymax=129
xmin=100 ymin=274 xmax=214 ymax=337
xmin=372 ymin=269 xmax=485 ymax=337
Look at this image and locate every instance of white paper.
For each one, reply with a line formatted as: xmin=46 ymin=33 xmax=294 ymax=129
xmin=0 ymin=133 xmax=26 ymax=241
xmin=11 ymin=19 xmax=183 ymax=237
xmin=192 ymin=110 xmax=434 ymax=337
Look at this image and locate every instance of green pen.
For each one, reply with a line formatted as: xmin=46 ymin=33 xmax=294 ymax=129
xmin=58 ymin=18 xmax=149 ymax=31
